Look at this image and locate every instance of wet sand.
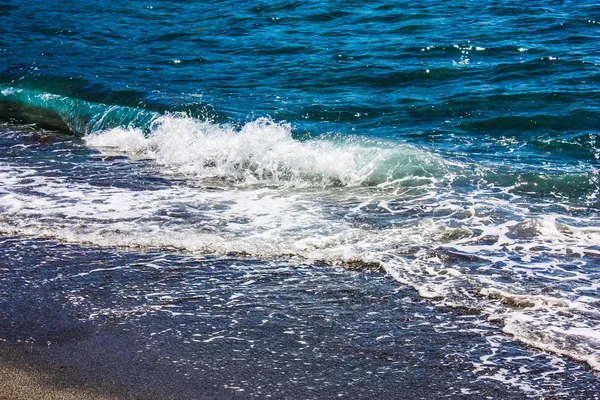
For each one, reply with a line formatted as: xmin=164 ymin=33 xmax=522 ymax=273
xmin=0 ymin=362 xmax=119 ymax=400
xmin=0 ymin=328 xmax=241 ymax=400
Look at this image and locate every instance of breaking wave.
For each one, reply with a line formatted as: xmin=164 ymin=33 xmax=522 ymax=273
xmin=85 ymin=115 xmax=453 ymax=188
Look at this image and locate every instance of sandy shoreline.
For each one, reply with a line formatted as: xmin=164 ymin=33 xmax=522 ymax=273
xmin=0 ymin=362 xmax=119 ymax=400
xmin=0 ymin=328 xmax=245 ymax=400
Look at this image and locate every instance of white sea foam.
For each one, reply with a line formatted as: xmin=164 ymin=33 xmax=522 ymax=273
xmin=85 ymin=115 xmax=449 ymax=188
xmin=502 ymin=313 xmax=600 ymax=372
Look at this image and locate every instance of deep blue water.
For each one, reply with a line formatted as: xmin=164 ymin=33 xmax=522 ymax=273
xmin=1 ymin=1 xmax=599 ymax=398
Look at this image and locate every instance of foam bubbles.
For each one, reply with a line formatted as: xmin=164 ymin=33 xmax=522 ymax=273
xmin=85 ymin=126 xmax=148 ymax=153
xmin=85 ymin=115 xmax=450 ymax=188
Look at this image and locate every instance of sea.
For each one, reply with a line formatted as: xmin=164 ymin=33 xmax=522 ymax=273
xmin=0 ymin=1 xmax=599 ymax=399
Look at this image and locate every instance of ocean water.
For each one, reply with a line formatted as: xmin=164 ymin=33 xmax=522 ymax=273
xmin=0 ymin=1 xmax=599 ymax=398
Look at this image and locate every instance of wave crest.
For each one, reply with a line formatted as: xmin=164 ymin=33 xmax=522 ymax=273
xmin=85 ymin=115 xmax=450 ymax=188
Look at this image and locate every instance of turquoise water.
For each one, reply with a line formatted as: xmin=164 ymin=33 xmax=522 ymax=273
xmin=1 ymin=1 xmax=599 ymax=398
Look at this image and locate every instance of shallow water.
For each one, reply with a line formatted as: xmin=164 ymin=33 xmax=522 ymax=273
xmin=1 ymin=235 xmax=599 ymax=399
